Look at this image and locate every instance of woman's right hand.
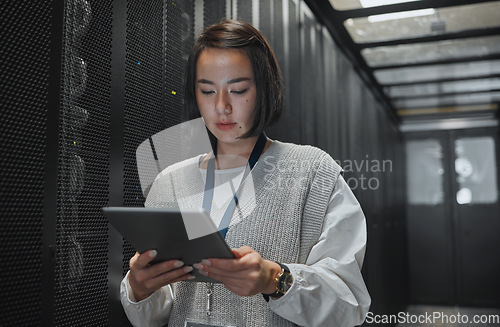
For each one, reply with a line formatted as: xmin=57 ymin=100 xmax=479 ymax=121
xmin=128 ymin=249 xmax=194 ymax=301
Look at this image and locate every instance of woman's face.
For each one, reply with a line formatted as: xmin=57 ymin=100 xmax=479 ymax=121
xmin=196 ymin=48 xmax=257 ymax=146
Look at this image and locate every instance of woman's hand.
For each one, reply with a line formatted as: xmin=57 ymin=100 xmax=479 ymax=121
xmin=193 ymin=246 xmax=282 ymax=296
xmin=128 ymin=250 xmax=194 ymax=301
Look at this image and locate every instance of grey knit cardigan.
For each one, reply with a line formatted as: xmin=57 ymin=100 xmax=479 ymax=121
xmin=145 ymin=140 xmax=342 ymax=327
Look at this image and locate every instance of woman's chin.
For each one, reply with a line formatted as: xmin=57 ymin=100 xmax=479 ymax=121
xmin=215 ymin=134 xmax=240 ymax=144
xmin=208 ymin=127 xmax=241 ymax=142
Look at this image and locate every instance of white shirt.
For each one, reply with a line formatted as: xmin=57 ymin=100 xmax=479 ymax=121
xmin=200 ymin=165 xmax=246 ymax=227
xmin=120 ymin=173 xmax=371 ymax=327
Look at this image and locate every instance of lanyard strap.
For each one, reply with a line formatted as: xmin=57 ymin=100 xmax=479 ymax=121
xmin=202 ymin=133 xmax=267 ymax=238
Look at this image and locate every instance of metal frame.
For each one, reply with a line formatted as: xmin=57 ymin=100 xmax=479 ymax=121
xmin=358 ymin=26 xmax=500 ymax=49
xmin=401 ymin=115 xmax=499 ymax=132
xmin=373 ymin=54 xmax=500 ymax=70
xmin=107 ymin=0 xmax=127 ymax=324
xmin=335 ymin=0 xmax=494 ymax=19
xmin=391 ymin=88 xmax=500 ymax=101
xmin=383 ymin=73 xmax=500 ymax=88
xmin=40 ymin=0 xmax=65 ymax=325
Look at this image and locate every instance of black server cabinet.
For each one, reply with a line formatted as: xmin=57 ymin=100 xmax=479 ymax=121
xmin=1 ymin=0 xmax=196 ymax=325
xmin=1 ymin=0 xmax=63 ymax=325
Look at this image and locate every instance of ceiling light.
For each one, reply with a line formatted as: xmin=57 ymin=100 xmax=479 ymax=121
xmin=359 ymin=0 xmax=421 ymax=8
xmin=368 ymin=8 xmax=435 ymax=22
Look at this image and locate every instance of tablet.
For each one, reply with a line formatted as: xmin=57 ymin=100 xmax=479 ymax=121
xmin=102 ymin=207 xmax=235 ymax=283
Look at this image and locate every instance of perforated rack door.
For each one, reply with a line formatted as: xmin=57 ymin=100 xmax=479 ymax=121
xmin=121 ymin=0 xmax=191 ymax=275
xmin=53 ymin=0 xmax=113 ymax=326
xmin=0 ymin=1 xmax=53 ymax=325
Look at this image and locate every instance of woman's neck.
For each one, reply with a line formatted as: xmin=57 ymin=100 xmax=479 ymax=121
xmin=217 ymin=136 xmax=259 ymax=158
xmin=215 ymin=136 xmax=259 ymax=169
xmin=199 ymin=137 xmax=273 ymax=170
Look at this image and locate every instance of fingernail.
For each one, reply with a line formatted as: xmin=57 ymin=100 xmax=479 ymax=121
xmin=173 ymin=260 xmax=184 ymax=268
xmin=184 ymin=266 xmax=193 ymax=273
xmin=193 ymin=263 xmax=203 ymax=270
xmin=149 ymin=250 xmax=157 ymax=258
xmin=187 ymin=275 xmax=196 ymax=280
xmin=202 ymin=259 xmax=211 ymax=266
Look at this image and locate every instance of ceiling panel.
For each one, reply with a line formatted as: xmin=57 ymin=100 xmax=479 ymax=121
xmin=362 ymin=35 xmax=500 ymax=67
xmin=344 ymin=2 xmax=500 ymax=43
xmin=374 ymin=60 xmax=500 ymax=84
xmin=386 ymin=78 xmax=500 ymax=98
xmin=329 ymin=0 xmax=422 ymax=11
xmin=393 ymin=91 xmax=500 ymax=109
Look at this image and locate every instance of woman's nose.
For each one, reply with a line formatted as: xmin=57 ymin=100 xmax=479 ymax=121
xmin=215 ymin=91 xmax=232 ymax=114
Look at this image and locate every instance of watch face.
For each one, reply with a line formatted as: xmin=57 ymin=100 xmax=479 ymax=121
xmin=279 ymin=271 xmax=293 ymax=293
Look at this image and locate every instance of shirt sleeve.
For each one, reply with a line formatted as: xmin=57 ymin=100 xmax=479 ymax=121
xmin=268 ymin=175 xmax=371 ymax=327
xmin=120 ymin=271 xmax=174 ymax=327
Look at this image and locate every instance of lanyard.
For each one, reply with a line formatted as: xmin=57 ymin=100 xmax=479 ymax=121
xmin=202 ymin=133 xmax=267 ymax=238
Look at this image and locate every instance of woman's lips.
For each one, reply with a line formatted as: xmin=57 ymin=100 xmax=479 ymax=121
xmin=216 ymin=122 xmax=237 ymax=131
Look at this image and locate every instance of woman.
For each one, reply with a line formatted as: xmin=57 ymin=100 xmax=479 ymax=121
xmin=121 ymin=20 xmax=370 ymax=327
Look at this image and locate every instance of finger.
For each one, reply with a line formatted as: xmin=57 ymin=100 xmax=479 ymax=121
xmin=130 ymin=249 xmax=158 ymax=270
xmin=203 ymin=258 xmax=246 ymax=272
xmin=207 ymin=264 xmax=264 ymax=284
xmin=209 ymin=250 xmax=263 ymax=273
xmin=132 ymin=268 xmax=194 ymax=300
xmin=232 ymin=249 xmax=243 ymax=259
xmin=232 ymin=246 xmax=254 ymax=258
xmin=131 ymin=256 xmax=186 ymax=287
xmin=150 ymin=265 xmax=195 ymax=287
xmin=202 ymin=262 xmax=257 ymax=280
xmin=199 ymin=266 xmax=238 ymax=280
xmin=169 ymin=273 xmax=195 ymax=284
xmin=145 ymin=259 xmax=185 ymax=278
xmin=129 ymin=252 xmax=140 ymax=269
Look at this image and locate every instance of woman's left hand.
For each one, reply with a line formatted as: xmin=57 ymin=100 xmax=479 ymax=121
xmin=194 ymin=246 xmax=282 ymax=296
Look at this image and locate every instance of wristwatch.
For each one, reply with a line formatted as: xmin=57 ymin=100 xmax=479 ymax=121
xmin=262 ymin=263 xmax=293 ymax=302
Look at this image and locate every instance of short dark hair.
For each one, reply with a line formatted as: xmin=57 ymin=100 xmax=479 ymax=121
xmin=183 ymin=19 xmax=284 ymax=138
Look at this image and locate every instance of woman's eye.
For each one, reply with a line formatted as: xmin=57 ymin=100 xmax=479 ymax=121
xmin=231 ymin=89 xmax=248 ymax=95
xmin=201 ymin=90 xmax=214 ymax=95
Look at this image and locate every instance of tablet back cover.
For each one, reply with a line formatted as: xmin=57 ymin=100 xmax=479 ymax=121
xmin=103 ymin=207 xmax=234 ymax=282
